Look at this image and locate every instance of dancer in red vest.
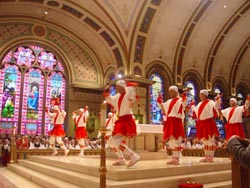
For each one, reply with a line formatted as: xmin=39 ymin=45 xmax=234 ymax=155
xmin=103 ymin=80 xmax=140 ymax=167
xmin=157 ymin=86 xmax=187 ymax=165
xmin=191 ymin=90 xmax=220 ymax=162
xmin=72 ymin=106 xmax=89 ymax=156
xmin=219 ymin=97 xmax=250 ymax=140
xmin=46 ymin=105 xmax=69 ymax=156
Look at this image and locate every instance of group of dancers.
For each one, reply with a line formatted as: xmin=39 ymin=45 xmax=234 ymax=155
xmin=157 ymin=86 xmax=250 ymax=165
xmin=46 ymin=79 xmax=250 ymax=167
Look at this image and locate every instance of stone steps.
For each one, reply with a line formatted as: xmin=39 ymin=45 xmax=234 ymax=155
xmin=7 ymin=155 xmax=232 ymax=188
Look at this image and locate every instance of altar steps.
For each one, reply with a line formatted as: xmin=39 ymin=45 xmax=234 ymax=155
xmin=7 ymin=155 xmax=231 ymax=188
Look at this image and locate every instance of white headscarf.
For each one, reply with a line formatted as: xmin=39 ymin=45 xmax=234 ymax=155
xmin=53 ymin=105 xmax=59 ymax=111
xmin=116 ymin=80 xmax=126 ymax=88
xmin=230 ymin=98 xmax=237 ymax=104
xmin=79 ymin=108 xmax=84 ymax=112
xmin=200 ymin=89 xmax=209 ymax=96
xmin=169 ymin=85 xmax=178 ymax=93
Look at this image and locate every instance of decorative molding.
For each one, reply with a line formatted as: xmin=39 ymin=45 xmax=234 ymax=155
xmin=100 ymin=31 xmax=115 ymax=47
xmin=205 ymin=1 xmax=250 ymax=82
xmin=84 ymin=17 xmax=101 ymax=31
xmin=139 ymin=7 xmax=156 ymax=33
xmin=151 ymin=0 xmax=162 ymax=6
xmin=62 ymin=4 xmax=83 ymax=18
xmin=32 ymin=25 xmax=46 ymax=37
xmin=134 ymin=35 xmax=146 ymax=63
xmin=20 ymin=0 xmax=43 ymax=4
xmin=230 ymin=35 xmax=250 ymax=88
xmin=174 ymin=0 xmax=212 ymax=77
xmin=0 ymin=22 xmax=100 ymax=86
xmin=0 ymin=23 xmax=33 ymax=46
xmin=112 ymin=48 xmax=123 ymax=68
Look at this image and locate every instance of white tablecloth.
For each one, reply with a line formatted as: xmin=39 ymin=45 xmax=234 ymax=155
xmin=137 ymin=124 xmax=163 ymax=134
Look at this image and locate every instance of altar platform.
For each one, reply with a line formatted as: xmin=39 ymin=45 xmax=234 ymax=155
xmin=5 ymin=155 xmax=232 ymax=188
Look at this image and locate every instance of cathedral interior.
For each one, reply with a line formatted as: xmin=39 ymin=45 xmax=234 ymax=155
xmin=0 ymin=1 xmax=250 ymax=188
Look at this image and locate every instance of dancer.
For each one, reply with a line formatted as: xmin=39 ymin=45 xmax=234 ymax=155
xmin=191 ymin=90 xmax=220 ymax=162
xmin=103 ymin=80 xmax=140 ymax=167
xmin=157 ymin=86 xmax=187 ymax=165
xmin=46 ymin=105 xmax=69 ymax=156
xmin=98 ymin=111 xmax=116 ymax=146
xmin=72 ymin=106 xmax=89 ymax=156
xmin=219 ymin=96 xmax=250 ymax=140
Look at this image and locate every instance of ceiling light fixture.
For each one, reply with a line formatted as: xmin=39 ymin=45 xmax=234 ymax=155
xmin=223 ymin=5 xmax=227 ymax=8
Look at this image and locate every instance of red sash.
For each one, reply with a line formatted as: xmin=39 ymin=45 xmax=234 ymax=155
xmin=54 ymin=112 xmax=59 ymax=124
xmin=198 ymin=99 xmax=210 ymax=119
xmin=76 ymin=114 xmax=83 ymax=127
xmin=118 ymin=93 xmax=125 ymax=115
xmin=167 ymin=98 xmax=179 ymax=115
xmin=106 ymin=114 xmax=113 ymax=127
xmin=228 ymin=106 xmax=237 ymax=122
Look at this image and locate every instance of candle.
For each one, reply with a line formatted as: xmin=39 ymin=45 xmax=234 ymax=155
xmin=13 ymin=126 xmax=16 ymax=135
xmin=100 ymin=101 xmax=107 ymax=128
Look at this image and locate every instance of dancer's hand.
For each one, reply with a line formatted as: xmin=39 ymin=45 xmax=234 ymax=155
xmin=157 ymin=94 xmax=163 ymax=104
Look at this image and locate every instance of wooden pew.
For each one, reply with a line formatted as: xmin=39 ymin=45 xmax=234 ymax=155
xmin=231 ymin=158 xmax=250 ymax=188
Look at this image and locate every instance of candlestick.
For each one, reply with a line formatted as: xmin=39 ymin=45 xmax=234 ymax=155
xmin=13 ymin=126 xmax=16 ymax=135
xmin=100 ymin=101 xmax=107 ymax=128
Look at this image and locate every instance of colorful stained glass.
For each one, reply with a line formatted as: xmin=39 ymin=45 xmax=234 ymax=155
xmin=213 ymin=86 xmax=225 ymax=138
xmin=54 ymin=61 xmax=65 ymax=72
xmin=45 ymin=72 xmax=66 ymax=135
xmin=38 ymin=51 xmax=56 ymax=70
xmin=14 ymin=47 xmax=35 ymax=66
xmin=2 ymin=51 xmax=14 ymax=63
xmin=0 ymin=64 xmax=21 ymax=134
xmin=184 ymin=81 xmax=197 ymax=137
xmin=0 ymin=45 xmax=66 ymax=135
xmin=237 ymin=93 xmax=244 ymax=105
xmin=150 ymin=73 xmax=164 ymax=124
xmin=21 ymin=68 xmax=44 ymax=135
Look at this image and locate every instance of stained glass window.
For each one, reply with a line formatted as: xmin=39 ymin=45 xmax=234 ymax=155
xmin=0 ymin=45 xmax=66 ymax=135
xmin=150 ymin=73 xmax=164 ymax=124
xmin=237 ymin=93 xmax=244 ymax=105
xmin=109 ymin=74 xmax=116 ymax=96
xmin=38 ymin=51 xmax=56 ymax=70
xmin=21 ymin=68 xmax=44 ymax=135
xmin=213 ymin=86 xmax=225 ymax=138
xmin=45 ymin=72 xmax=66 ymax=135
xmin=184 ymin=81 xmax=197 ymax=137
xmin=14 ymin=47 xmax=35 ymax=66
xmin=0 ymin=65 xmax=21 ymax=134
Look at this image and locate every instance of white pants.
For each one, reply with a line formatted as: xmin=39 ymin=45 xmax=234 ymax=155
xmin=168 ymin=136 xmax=182 ymax=159
xmin=109 ymin=135 xmax=136 ymax=160
xmin=49 ymin=136 xmax=66 ymax=150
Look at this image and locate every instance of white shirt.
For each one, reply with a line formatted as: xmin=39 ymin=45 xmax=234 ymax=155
xmin=221 ymin=106 xmax=245 ymax=123
xmin=105 ymin=87 xmax=136 ymax=117
xmin=73 ymin=110 xmax=89 ymax=127
xmin=162 ymin=97 xmax=187 ymax=119
xmin=48 ymin=110 xmax=66 ymax=124
xmin=193 ymin=100 xmax=220 ymax=120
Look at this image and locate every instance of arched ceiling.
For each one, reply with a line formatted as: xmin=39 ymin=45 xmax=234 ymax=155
xmin=0 ymin=0 xmax=249 ymax=90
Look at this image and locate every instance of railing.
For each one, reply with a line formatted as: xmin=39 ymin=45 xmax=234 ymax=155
xmin=231 ymin=158 xmax=250 ymax=188
xmin=5 ymin=147 xmax=230 ymax=165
